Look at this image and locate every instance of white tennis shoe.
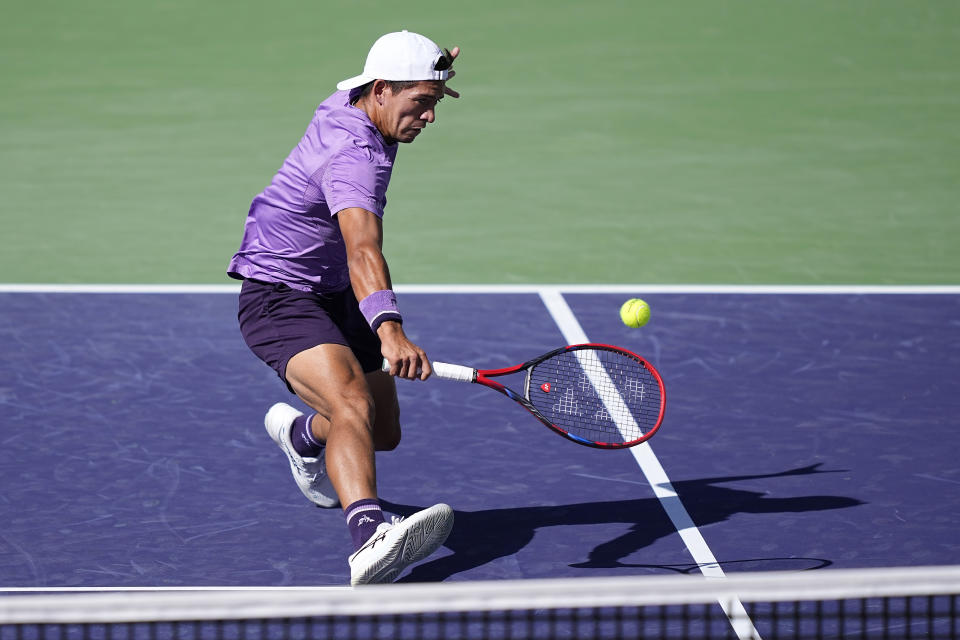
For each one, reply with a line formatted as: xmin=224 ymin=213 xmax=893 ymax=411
xmin=264 ymin=402 xmax=339 ymax=508
xmin=348 ymin=503 xmax=454 ymax=586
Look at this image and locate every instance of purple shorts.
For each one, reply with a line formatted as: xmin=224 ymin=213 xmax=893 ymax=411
xmin=238 ymin=279 xmax=383 ymax=390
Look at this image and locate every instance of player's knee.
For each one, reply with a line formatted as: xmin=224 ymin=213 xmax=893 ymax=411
xmin=374 ymin=420 xmax=402 ymax=451
xmin=330 ymin=392 xmax=376 ymax=437
xmin=373 ymin=405 xmax=401 ymax=451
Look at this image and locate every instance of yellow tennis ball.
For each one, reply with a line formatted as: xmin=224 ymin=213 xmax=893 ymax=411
xmin=619 ymin=298 xmax=650 ymax=328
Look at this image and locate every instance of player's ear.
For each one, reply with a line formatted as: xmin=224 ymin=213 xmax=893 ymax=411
xmin=372 ymin=79 xmax=388 ymax=105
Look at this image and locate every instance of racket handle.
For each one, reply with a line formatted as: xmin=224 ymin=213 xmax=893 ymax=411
xmin=380 ymin=359 xmax=476 ymax=383
xmin=431 ymin=361 xmax=476 ymax=383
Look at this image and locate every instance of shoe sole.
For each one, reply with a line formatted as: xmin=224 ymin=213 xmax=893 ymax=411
xmin=352 ymin=505 xmax=454 ymax=585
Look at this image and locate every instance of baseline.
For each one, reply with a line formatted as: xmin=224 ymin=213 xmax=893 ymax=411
xmin=1 ymin=284 xmax=958 ymax=295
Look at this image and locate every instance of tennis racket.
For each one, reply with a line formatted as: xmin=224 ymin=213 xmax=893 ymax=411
xmin=385 ymin=343 xmax=665 ymax=449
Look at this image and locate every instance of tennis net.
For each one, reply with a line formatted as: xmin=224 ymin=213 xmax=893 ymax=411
xmin=1 ymin=565 xmax=958 ymax=639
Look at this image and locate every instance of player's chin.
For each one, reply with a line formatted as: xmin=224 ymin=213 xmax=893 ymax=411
xmin=399 ymin=128 xmax=425 ymax=143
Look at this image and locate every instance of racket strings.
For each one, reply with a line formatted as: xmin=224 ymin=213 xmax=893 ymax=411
xmin=528 ymin=348 xmax=661 ymax=446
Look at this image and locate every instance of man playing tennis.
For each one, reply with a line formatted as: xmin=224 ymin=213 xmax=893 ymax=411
xmin=227 ymin=31 xmax=458 ymax=585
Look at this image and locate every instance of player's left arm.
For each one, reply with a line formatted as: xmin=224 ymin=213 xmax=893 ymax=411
xmin=338 ymin=207 xmax=431 ymax=380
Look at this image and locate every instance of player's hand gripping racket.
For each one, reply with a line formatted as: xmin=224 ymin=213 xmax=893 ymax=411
xmin=385 ymin=344 xmax=665 ymax=449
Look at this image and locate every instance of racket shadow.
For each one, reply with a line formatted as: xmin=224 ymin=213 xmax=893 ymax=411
xmin=386 ymin=463 xmax=863 ymax=583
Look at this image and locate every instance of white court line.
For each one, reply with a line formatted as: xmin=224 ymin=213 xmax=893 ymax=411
xmin=0 ymin=284 xmax=242 ymax=294
xmin=0 ymin=283 xmax=958 ymax=294
xmin=538 ymin=289 xmax=762 ymax=640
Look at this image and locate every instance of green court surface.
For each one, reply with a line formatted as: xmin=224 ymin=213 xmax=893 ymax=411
xmin=2 ymin=1 xmax=957 ymax=285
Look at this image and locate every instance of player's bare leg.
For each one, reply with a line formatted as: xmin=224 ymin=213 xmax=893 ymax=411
xmin=304 ymin=368 xmax=402 ymax=454
xmin=284 ymin=343 xmax=452 ymax=585
xmin=285 ymin=343 xmax=380 ymax=507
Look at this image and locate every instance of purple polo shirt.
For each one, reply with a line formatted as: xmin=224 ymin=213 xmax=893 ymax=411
xmin=227 ymin=90 xmax=397 ymax=293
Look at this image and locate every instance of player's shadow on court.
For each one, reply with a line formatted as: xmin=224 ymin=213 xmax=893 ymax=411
xmin=384 ymin=463 xmax=863 ymax=583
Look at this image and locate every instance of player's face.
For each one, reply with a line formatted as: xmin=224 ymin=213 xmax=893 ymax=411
xmin=380 ymin=81 xmax=445 ymax=144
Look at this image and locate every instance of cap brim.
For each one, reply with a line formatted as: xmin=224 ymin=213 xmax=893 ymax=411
xmin=336 ymin=74 xmax=373 ymax=91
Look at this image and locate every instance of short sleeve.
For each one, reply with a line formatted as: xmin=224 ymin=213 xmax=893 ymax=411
xmin=321 ymin=140 xmax=391 ymax=218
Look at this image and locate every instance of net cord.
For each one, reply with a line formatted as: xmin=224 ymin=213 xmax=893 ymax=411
xmin=1 ymin=565 xmax=958 ymax=625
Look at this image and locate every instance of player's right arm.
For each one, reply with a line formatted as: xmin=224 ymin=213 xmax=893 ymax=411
xmin=337 ymin=206 xmax=432 ymax=381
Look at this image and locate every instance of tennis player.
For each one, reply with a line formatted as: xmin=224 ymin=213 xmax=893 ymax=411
xmin=227 ymin=31 xmax=458 ymax=585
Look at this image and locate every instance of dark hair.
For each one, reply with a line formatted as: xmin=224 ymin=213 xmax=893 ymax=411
xmin=352 ymin=79 xmax=423 ymax=103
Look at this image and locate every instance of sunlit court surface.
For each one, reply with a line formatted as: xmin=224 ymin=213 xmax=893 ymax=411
xmin=1 ymin=284 xmax=957 ymax=584
xmin=2 ymin=284 xmax=959 ymax=637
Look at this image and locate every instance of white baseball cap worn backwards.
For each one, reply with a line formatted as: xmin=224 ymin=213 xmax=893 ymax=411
xmin=337 ymin=30 xmax=451 ymax=91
